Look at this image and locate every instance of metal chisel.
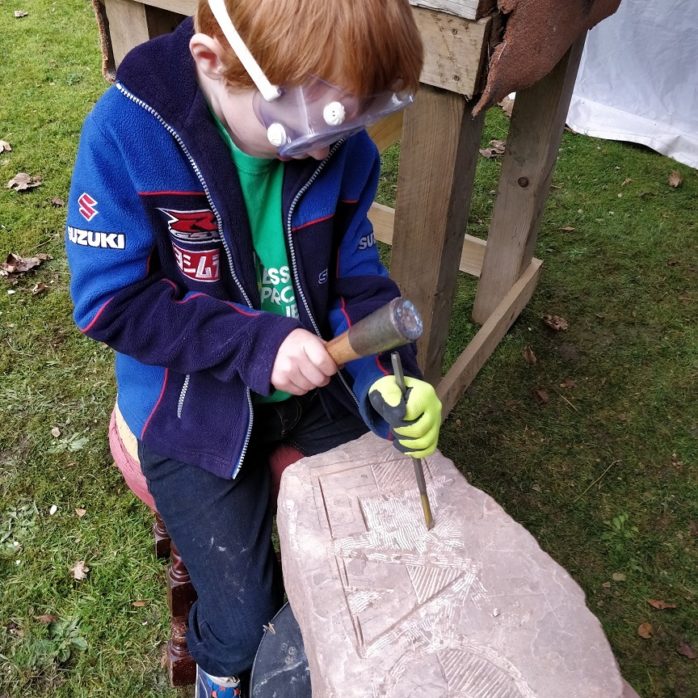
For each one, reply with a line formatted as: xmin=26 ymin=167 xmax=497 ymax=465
xmin=390 ymin=352 xmax=435 ymax=530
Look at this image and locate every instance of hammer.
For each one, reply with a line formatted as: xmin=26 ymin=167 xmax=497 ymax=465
xmin=325 ymin=297 xmax=423 ymax=365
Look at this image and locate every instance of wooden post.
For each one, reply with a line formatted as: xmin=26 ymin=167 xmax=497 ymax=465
xmin=144 ymin=5 xmax=186 ymax=37
xmin=472 ymin=35 xmax=586 ymax=324
xmin=103 ymin=0 xmax=150 ymax=66
xmin=437 ymin=258 xmax=542 ymax=416
xmin=391 ymin=86 xmax=485 ymax=383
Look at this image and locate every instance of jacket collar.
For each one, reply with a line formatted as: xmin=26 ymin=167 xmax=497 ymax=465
xmin=115 ymin=19 xmax=327 ymax=297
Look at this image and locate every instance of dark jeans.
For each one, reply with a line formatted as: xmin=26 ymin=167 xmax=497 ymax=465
xmin=138 ymin=390 xmax=367 ymax=678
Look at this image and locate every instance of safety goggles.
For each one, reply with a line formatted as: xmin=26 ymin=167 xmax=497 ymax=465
xmin=208 ymin=0 xmax=414 ymax=157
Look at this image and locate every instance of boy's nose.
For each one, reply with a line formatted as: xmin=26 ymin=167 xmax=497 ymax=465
xmin=306 ymin=146 xmax=331 ymax=161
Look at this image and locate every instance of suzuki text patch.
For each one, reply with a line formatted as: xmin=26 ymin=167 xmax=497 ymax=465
xmin=68 ymin=226 xmax=126 ymax=250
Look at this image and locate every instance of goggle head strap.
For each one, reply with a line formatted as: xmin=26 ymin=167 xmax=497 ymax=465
xmin=207 ymin=0 xmax=282 ymax=102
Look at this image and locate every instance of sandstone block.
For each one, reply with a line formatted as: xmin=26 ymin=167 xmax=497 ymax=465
xmin=277 ymin=433 xmax=629 ymax=697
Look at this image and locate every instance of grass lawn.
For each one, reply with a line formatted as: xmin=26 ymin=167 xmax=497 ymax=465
xmin=1 ymin=1 xmax=696 ymax=696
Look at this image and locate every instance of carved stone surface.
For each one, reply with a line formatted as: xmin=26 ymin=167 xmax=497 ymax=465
xmin=277 ymin=433 xmax=627 ymax=697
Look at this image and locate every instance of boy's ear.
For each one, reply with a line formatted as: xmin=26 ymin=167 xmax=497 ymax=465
xmin=189 ymin=33 xmax=227 ymax=80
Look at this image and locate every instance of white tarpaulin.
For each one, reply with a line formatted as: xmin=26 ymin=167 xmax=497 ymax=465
xmin=567 ymin=0 xmax=698 ymax=168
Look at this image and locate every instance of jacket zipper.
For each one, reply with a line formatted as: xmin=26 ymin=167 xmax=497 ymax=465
xmin=115 ymin=83 xmax=253 ymax=478
xmin=285 ymin=141 xmax=361 ymax=411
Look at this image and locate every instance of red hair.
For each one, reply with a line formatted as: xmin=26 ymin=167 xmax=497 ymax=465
xmin=195 ymin=0 xmax=423 ymax=95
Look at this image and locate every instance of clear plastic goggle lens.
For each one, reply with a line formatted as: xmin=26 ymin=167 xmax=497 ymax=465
xmin=253 ymin=79 xmax=413 ymax=156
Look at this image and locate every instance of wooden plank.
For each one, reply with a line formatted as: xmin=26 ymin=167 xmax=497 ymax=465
xmin=367 ymin=112 xmax=403 ymax=154
xmin=141 ymin=0 xmax=496 ymax=23
xmin=368 ymin=203 xmax=486 ymax=278
xmin=390 ymin=86 xmax=485 ymax=384
xmin=472 ymin=35 xmax=586 ymax=324
xmin=409 ymin=0 xmax=497 ymax=21
xmin=138 ymin=0 xmax=194 ymax=15
xmin=145 ymin=5 xmax=187 ymax=37
xmin=104 ymin=0 xmax=151 ymax=66
xmin=414 ymin=9 xmax=492 ymax=97
xmin=437 ymin=258 xmax=543 ymax=417
xmin=107 ymin=1 xmax=491 ymax=97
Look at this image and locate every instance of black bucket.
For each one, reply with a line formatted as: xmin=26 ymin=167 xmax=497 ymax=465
xmin=250 ymin=602 xmax=312 ymax=697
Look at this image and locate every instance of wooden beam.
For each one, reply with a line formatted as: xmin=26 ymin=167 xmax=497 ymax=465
xmin=368 ymin=203 xmax=486 ymax=278
xmin=139 ymin=0 xmax=497 ymax=24
xmin=135 ymin=0 xmax=193 ymax=14
xmin=437 ymin=258 xmax=543 ymax=417
xmin=390 ymin=86 xmax=485 ymax=384
xmin=414 ymin=9 xmax=492 ymax=98
xmin=105 ymin=1 xmax=492 ymax=98
xmin=367 ymin=112 xmax=404 ymax=154
xmin=145 ymin=5 xmax=187 ymax=37
xmin=472 ymin=36 xmax=586 ymax=323
xmin=103 ymin=0 xmax=150 ymax=66
xmin=409 ymin=0 xmax=497 ymax=20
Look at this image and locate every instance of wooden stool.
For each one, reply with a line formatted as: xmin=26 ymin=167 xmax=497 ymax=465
xmin=108 ymin=406 xmax=302 ymax=687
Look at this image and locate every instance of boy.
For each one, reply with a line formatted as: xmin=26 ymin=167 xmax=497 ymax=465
xmin=66 ymin=0 xmax=441 ymax=694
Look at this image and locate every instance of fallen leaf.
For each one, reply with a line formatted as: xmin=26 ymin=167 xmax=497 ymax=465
xmin=677 ymin=641 xmax=697 ymax=660
xmin=542 ymin=314 xmax=569 ymax=332
xmin=14 ymin=10 xmax=28 ymax=18
xmin=637 ymin=622 xmax=653 ymax=639
xmin=71 ymin=560 xmax=90 ymax=581
xmin=0 ymin=139 xmax=11 ymax=153
xmin=621 ymin=177 xmax=632 ymax=186
xmin=75 ymin=508 xmax=87 ymax=518
xmin=668 ymin=171 xmax=683 ymax=188
xmin=479 ymin=139 xmax=506 ymax=159
xmin=523 ymin=345 xmax=537 ymax=365
xmin=34 ymin=615 xmax=58 ymax=624
xmin=6 ymin=172 xmax=42 ymax=191
xmin=51 ymin=197 xmax=65 ymax=207
xmin=498 ymin=96 xmax=515 ymax=118
xmin=0 ymin=252 xmax=51 ymax=278
xmin=559 ymin=378 xmax=577 ymax=389
xmin=131 ymin=600 xmax=148 ymax=608
xmin=612 ymin=572 xmax=627 ymax=582
xmin=559 ymin=226 xmax=576 ymax=233
xmin=533 ymin=388 xmax=549 ymax=405
xmin=648 ymin=599 xmax=677 ymax=610
xmin=51 ymin=427 xmax=61 ymax=438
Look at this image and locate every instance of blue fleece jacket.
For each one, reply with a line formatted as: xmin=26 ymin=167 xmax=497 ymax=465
xmin=66 ymin=18 xmax=420 ymax=478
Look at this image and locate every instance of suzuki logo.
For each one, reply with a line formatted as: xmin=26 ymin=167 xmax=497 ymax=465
xmin=78 ymin=192 xmax=98 ymax=222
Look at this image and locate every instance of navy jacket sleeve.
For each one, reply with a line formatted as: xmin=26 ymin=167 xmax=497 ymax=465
xmin=66 ymin=102 xmax=300 ymax=395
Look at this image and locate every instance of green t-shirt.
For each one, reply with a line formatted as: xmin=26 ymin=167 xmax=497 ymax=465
xmin=213 ymin=114 xmax=297 ymax=402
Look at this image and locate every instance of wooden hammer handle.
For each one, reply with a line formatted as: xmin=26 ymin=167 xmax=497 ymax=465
xmin=325 ymin=297 xmax=423 ymax=366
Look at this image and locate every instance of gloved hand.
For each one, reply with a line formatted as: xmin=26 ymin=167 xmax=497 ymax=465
xmin=368 ymin=375 xmax=442 ymax=458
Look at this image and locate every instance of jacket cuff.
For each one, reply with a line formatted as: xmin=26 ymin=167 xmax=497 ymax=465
xmin=244 ymin=316 xmax=302 ymax=395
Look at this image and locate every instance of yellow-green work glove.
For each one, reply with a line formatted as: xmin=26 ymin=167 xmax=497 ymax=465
xmin=368 ymin=375 xmax=442 ymax=458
